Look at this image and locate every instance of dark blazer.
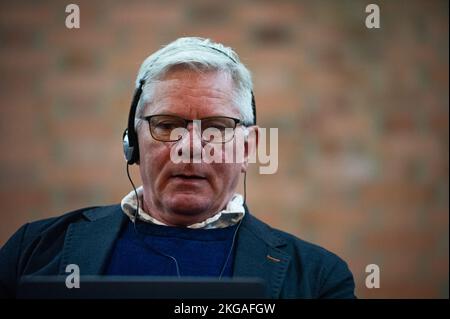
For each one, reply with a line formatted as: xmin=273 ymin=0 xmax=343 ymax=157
xmin=0 ymin=204 xmax=355 ymax=298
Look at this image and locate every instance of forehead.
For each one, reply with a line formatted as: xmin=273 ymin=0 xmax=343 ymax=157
xmin=143 ymin=68 xmax=240 ymax=118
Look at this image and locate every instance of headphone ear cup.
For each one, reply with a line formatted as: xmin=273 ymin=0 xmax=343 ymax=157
xmin=123 ymin=129 xmax=136 ymax=165
xmin=124 ymin=80 xmax=145 ymax=165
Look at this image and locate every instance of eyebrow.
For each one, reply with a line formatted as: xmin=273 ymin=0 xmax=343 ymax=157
xmin=142 ymin=113 xmax=238 ymax=119
xmin=142 ymin=112 xmax=181 ymax=118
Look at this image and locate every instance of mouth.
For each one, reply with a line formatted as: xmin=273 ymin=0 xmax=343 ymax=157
xmin=171 ymin=174 xmax=206 ymax=180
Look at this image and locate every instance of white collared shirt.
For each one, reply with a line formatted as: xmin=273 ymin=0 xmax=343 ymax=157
xmin=121 ymin=186 xmax=245 ymax=229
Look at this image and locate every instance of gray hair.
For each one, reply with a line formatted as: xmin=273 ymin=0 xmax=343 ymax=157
xmin=134 ymin=37 xmax=254 ymax=130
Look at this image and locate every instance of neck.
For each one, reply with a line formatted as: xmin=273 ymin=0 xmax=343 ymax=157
xmin=141 ymin=195 xmax=230 ymax=227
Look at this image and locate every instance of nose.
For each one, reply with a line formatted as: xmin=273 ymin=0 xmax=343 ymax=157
xmin=174 ymin=120 xmax=203 ymax=161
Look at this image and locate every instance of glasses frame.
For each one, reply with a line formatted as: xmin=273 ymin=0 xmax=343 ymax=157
xmin=141 ymin=114 xmax=244 ymax=143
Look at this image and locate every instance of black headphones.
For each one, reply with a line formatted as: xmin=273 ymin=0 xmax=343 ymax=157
xmin=122 ymin=47 xmax=257 ymax=165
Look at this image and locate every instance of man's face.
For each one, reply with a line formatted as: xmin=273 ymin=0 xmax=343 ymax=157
xmin=137 ymin=69 xmax=248 ymax=226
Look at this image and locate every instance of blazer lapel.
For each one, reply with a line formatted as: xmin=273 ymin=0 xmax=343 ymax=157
xmin=58 ymin=205 xmax=126 ymax=275
xmin=233 ymin=214 xmax=291 ymax=298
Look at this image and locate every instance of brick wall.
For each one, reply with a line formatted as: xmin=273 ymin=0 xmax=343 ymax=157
xmin=0 ymin=0 xmax=448 ymax=298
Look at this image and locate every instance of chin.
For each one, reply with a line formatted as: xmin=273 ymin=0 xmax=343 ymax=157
xmin=165 ymin=193 xmax=212 ymax=216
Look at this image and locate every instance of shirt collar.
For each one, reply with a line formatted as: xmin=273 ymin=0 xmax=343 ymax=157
xmin=120 ymin=186 xmax=245 ymax=229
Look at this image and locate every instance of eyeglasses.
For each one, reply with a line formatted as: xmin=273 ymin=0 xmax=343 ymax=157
xmin=141 ymin=114 xmax=243 ymax=143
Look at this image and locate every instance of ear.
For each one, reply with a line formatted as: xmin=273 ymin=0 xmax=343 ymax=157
xmin=241 ymin=126 xmax=259 ymax=173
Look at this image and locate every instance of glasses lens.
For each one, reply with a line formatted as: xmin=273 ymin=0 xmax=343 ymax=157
xmin=149 ymin=115 xmax=186 ymax=141
xmin=201 ymin=117 xmax=237 ymax=143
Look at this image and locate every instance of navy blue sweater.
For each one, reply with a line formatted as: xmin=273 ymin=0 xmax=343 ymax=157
xmin=105 ymin=220 xmax=237 ymax=277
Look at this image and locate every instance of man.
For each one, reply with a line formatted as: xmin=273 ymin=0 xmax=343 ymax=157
xmin=0 ymin=37 xmax=355 ymax=298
